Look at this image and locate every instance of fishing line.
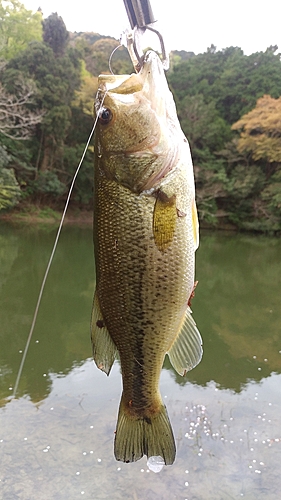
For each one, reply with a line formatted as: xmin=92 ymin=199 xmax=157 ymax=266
xmin=12 ymin=93 xmax=107 ymax=399
xmin=109 ymin=43 xmax=122 ymax=75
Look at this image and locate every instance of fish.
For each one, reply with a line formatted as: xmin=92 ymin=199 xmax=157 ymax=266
xmin=91 ymin=50 xmax=202 ymax=465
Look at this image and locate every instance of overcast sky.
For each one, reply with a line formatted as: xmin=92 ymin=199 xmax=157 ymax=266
xmin=23 ymin=0 xmax=281 ymax=56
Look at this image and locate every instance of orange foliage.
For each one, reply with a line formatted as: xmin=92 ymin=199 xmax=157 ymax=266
xmin=232 ymin=95 xmax=281 ymax=162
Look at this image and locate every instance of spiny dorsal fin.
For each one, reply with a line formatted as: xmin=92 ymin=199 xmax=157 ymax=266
xmin=91 ymin=291 xmax=117 ymax=375
xmin=167 ymin=307 xmax=203 ymax=376
xmin=153 ymin=190 xmax=177 ymax=252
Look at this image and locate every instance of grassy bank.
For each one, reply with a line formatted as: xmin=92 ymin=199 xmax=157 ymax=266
xmin=0 ymin=204 xmax=93 ymax=226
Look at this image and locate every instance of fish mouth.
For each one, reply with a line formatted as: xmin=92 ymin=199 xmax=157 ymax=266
xmin=96 ymin=51 xmax=169 ymax=118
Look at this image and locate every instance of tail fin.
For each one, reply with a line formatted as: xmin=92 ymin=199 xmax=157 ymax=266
xmin=114 ymin=394 xmax=176 ymax=465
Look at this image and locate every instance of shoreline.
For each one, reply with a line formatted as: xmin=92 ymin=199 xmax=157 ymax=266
xmin=0 ymin=205 xmax=238 ymax=233
xmin=0 ymin=206 xmax=93 ymax=226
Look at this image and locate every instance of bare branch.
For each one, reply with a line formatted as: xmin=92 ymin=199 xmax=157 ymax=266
xmin=0 ymin=77 xmax=44 ymax=140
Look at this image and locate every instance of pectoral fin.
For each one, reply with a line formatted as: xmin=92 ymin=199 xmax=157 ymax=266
xmin=167 ymin=307 xmax=203 ymax=376
xmin=91 ymin=291 xmax=117 ymax=375
xmin=153 ymin=190 xmax=177 ymax=252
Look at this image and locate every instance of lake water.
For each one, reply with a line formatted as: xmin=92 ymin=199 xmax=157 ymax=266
xmin=0 ymin=221 xmax=281 ymax=499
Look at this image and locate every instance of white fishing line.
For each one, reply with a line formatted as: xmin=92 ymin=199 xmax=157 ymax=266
xmin=109 ymin=43 xmax=122 ymax=75
xmin=12 ymin=93 xmax=107 ymax=398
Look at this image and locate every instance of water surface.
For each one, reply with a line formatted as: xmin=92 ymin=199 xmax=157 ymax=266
xmin=1 ymin=222 xmax=281 ymax=499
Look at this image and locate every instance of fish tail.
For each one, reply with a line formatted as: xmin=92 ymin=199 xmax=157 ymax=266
xmin=114 ymin=394 xmax=176 ymax=465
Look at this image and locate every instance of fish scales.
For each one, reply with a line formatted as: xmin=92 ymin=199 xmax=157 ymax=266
xmin=95 ymin=177 xmax=192 ymax=399
xmin=91 ymin=51 xmax=203 ymax=465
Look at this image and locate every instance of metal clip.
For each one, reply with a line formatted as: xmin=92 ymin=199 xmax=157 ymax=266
xmin=123 ymin=0 xmax=156 ymax=28
xmin=123 ymin=0 xmax=169 ymax=71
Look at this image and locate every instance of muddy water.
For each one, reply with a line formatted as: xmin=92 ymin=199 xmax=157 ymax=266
xmin=1 ymin=222 xmax=281 ymax=499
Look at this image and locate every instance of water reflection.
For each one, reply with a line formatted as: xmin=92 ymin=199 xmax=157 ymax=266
xmin=0 ymin=222 xmax=95 ymax=402
xmin=191 ymin=232 xmax=281 ymax=391
xmin=0 ymin=224 xmax=281 ymax=403
xmin=1 ymin=223 xmax=281 ymax=498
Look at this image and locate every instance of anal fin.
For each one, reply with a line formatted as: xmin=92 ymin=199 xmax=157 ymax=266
xmin=91 ymin=291 xmax=117 ymax=375
xmin=168 ymin=307 xmax=203 ymax=376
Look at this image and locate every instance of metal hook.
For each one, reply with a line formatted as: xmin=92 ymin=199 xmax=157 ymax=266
xmin=123 ymin=0 xmax=169 ymax=71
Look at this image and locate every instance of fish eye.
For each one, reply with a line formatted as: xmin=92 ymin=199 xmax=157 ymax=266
xmin=99 ymin=107 xmax=113 ymax=125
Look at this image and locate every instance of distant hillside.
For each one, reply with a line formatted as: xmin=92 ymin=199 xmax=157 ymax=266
xmin=69 ymin=31 xmax=134 ymax=75
xmin=69 ymin=31 xmax=196 ymax=76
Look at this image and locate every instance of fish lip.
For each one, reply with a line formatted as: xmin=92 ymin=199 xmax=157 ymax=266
xmin=96 ymin=50 xmax=166 ymax=110
xmin=140 ymin=50 xmax=164 ymax=78
xmin=138 ymin=51 xmax=166 ymax=104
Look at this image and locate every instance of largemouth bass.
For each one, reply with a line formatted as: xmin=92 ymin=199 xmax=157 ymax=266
xmin=91 ymin=51 xmax=202 ymax=465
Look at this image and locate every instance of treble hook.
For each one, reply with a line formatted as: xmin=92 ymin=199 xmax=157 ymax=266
xmin=123 ymin=0 xmax=169 ymax=72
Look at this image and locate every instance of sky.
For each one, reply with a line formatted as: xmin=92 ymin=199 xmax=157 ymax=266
xmin=22 ymin=0 xmax=281 ymax=56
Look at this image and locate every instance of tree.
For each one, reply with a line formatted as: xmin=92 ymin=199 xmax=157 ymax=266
xmin=229 ymin=94 xmax=281 ymax=231
xmin=72 ymin=60 xmax=98 ymax=115
xmin=217 ymin=46 xmax=281 ymax=123
xmin=0 ymin=145 xmax=21 ymax=210
xmin=168 ymin=45 xmax=281 ymax=125
xmin=0 ymin=0 xmax=42 ymax=60
xmin=0 ymin=76 xmax=43 ymax=139
xmin=178 ymin=94 xmax=230 ymax=157
xmin=232 ymin=94 xmax=281 ymax=163
xmin=165 ymin=46 xmax=281 ymax=231
xmin=42 ymin=12 xmax=69 ymax=56
xmin=71 ymin=33 xmax=133 ymax=76
xmin=4 ymin=37 xmax=81 ymax=175
xmin=173 ymin=94 xmax=231 ymax=224
xmin=1 ymin=14 xmax=82 ymax=203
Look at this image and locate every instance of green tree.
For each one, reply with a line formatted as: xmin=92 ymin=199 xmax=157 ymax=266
xmin=166 ymin=45 xmax=281 ymax=231
xmin=168 ymin=45 xmax=281 ymax=125
xmin=42 ymin=12 xmax=69 ymax=56
xmin=71 ymin=33 xmax=133 ymax=76
xmin=174 ymin=94 xmax=231 ymax=224
xmin=72 ymin=60 xmax=98 ymax=115
xmin=0 ymin=9 xmax=84 ymax=203
xmin=178 ymin=94 xmax=230 ymax=158
xmin=261 ymin=168 xmax=281 ymax=223
xmin=0 ymin=145 xmax=21 ymax=210
xmin=217 ymin=46 xmax=281 ymax=123
xmin=0 ymin=0 xmax=42 ymax=60
xmin=4 ymin=37 xmax=81 ymax=179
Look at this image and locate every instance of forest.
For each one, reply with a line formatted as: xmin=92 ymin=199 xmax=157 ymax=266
xmin=1 ymin=0 xmax=281 ymax=233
